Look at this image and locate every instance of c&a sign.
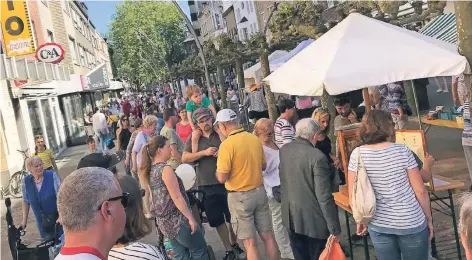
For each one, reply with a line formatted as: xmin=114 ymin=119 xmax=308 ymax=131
xmin=1 ymin=0 xmax=36 ymax=56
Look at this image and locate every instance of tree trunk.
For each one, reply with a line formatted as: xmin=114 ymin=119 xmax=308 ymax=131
xmin=217 ymin=64 xmax=228 ymax=109
xmin=321 ymin=88 xmax=336 ymax=152
xmin=235 ymin=58 xmax=245 ymax=92
xmin=455 ymin=2 xmax=472 ymax=108
xmin=260 ymin=47 xmax=279 ymax=120
xmin=184 ymin=77 xmax=189 ymax=87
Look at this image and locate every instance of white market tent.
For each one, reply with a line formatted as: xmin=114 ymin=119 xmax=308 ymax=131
xmin=270 ymin=39 xmax=315 ymax=72
xmin=244 ymin=50 xmax=288 ymax=82
xmin=263 ymin=13 xmax=468 ymax=97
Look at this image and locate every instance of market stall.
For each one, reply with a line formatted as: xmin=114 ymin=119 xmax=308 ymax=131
xmin=263 ymin=13 xmax=468 ymax=260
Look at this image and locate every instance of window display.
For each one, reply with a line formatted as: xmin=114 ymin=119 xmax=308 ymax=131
xmin=41 ymin=99 xmax=59 ymax=153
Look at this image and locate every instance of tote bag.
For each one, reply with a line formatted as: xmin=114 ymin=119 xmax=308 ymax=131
xmin=350 ymin=147 xmax=376 ymax=225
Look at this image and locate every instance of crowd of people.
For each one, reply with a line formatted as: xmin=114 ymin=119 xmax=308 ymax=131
xmin=16 ymin=73 xmax=472 ymax=260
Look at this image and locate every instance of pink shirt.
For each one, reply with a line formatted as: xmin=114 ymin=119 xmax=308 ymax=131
xmin=176 ymin=122 xmax=192 ymax=143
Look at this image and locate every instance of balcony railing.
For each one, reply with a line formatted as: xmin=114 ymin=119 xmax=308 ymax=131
xmin=0 ymin=54 xmax=71 ymax=82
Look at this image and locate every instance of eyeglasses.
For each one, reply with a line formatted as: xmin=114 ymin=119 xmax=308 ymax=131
xmin=97 ymin=192 xmax=129 ymax=210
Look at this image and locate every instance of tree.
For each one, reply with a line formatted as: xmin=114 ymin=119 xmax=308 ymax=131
xmin=108 ymin=2 xmax=186 ymax=89
xmin=454 ymin=2 xmax=472 ymax=107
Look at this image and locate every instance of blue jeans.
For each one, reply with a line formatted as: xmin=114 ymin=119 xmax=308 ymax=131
xmin=98 ymin=133 xmax=107 ymax=151
xmin=169 ymin=221 xmax=208 ymax=260
xmin=369 ymin=227 xmax=429 ymax=260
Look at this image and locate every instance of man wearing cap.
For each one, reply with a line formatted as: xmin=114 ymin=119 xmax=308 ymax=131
xmin=182 ymin=108 xmax=246 ymax=260
xmin=215 ymin=109 xmax=280 ymax=260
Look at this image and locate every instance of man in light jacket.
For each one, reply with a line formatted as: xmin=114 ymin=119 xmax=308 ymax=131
xmin=279 ymin=118 xmax=341 ymax=260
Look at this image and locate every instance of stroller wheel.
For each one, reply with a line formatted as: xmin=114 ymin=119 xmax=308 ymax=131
xmin=207 ymin=245 xmax=215 ymax=260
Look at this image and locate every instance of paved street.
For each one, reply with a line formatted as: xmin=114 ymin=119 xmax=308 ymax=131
xmin=1 ymin=122 xmax=471 ymax=259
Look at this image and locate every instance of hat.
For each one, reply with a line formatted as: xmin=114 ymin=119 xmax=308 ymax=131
xmin=214 ymin=109 xmax=237 ymax=124
xmin=193 ymin=107 xmax=211 ymax=121
xmin=77 ymin=151 xmax=124 ymax=171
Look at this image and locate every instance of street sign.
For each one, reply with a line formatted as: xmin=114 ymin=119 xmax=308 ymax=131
xmin=82 ymin=63 xmax=110 ymax=91
xmin=1 ymin=0 xmax=36 ymax=56
xmin=35 ymin=43 xmax=65 ymax=64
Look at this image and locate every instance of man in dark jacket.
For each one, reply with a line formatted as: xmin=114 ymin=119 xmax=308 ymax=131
xmin=279 ymin=118 xmax=341 ymax=260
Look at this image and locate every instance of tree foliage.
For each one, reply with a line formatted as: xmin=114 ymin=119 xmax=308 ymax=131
xmin=108 ymin=1 xmax=186 ymax=87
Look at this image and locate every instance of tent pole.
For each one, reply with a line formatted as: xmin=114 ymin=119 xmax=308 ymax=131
xmin=410 ymin=80 xmax=422 ymax=130
xmin=362 ymin=88 xmax=371 ymax=112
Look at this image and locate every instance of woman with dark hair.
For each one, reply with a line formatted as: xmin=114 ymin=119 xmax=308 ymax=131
xmin=140 ymin=136 xmax=208 ymax=260
xmin=117 ymin=115 xmax=132 ymax=152
xmin=176 ymin=106 xmax=192 ymax=143
xmin=33 ymin=135 xmax=58 ymax=172
xmin=109 ymin=175 xmax=166 ymax=260
xmin=347 ymin=110 xmax=432 ymax=260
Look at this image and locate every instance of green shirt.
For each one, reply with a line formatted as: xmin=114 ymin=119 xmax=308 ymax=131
xmin=186 ymin=96 xmax=212 ymax=123
xmin=160 ymin=125 xmax=184 ymax=170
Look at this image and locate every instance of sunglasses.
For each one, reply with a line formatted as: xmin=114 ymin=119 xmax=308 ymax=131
xmin=97 ymin=192 xmax=129 ymax=210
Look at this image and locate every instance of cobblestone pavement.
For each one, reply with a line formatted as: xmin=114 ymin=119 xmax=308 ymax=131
xmin=1 ymin=122 xmax=471 ymax=259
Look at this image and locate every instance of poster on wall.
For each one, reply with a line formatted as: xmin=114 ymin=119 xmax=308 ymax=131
xmin=1 ymin=0 xmax=36 ymax=56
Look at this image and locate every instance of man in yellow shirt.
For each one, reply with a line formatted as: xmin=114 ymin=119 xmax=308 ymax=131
xmin=215 ymin=109 xmax=279 ymax=260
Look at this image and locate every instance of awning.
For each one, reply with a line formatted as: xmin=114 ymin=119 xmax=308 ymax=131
xmin=419 ymin=13 xmax=457 ymax=45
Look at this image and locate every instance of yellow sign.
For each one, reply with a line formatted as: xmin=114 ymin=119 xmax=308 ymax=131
xmin=1 ymin=0 xmax=35 ymax=56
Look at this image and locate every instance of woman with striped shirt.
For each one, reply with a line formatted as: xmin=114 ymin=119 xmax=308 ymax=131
xmin=348 ymin=110 xmax=432 ymax=260
xmin=274 ymin=98 xmax=297 ymax=148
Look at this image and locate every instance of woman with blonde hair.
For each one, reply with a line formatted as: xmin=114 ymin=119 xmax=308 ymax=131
xmin=132 ymin=115 xmax=157 ymax=218
xmin=312 ymin=108 xmax=343 ymax=185
xmin=459 ymin=193 xmax=472 ymax=260
xmin=139 ymin=135 xmax=208 ymax=260
xmin=254 ymin=118 xmax=294 ymax=259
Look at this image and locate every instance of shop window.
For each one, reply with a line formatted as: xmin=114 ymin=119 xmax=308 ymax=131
xmin=47 ymin=30 xmax=54 ymax=43
xmin=41 ymin=99 xmax=59 ymax=153
xmin=79 ymin=46 xmax=86 ymax=67
xmin=191 ymin=13 xmax=198 ymax=22
xmin=27 ymin=100 xmax=44 ymax=139
xmin=68 ymin=37 xmax=78 ymax=64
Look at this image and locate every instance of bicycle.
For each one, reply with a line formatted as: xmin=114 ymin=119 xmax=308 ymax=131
xmin=2 ymin=149 xmax=29 ymax=198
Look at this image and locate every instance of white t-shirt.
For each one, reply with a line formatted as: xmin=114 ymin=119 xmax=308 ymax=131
xmin=108 ymin=242 xmax=165 ymax=260
xmin=55 ymin=246 xmax=104 ymax=260
xmin=262 ymin=145 xmax=281 ymax=198
xmin=92 ymin=112 xmax=108 ymax=134
xmin=132 ymin=132 xmax=151 ymax=166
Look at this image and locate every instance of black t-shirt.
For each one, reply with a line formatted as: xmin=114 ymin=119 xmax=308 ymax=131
xmin=119 ymin=128 xmax=132 ymax=151
xmin=184 ymin=131 xmax=221 ymax=186
xmin=315 ymin=136 xmax=333 ymax=164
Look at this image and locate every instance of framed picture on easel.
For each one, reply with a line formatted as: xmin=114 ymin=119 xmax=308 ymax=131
xmin=337 ymin=127 xmax=361 ymax=195
xmin=395 ymin=129 xmax=434 ymax=191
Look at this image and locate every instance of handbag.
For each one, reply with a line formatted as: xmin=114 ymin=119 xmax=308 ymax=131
xmin=29 ymin=177 xmax=59 ymax=238
xmin=350 ymin=147 xmax=376 ymax=225
xmin=319 ymin=235 xmax=346 ymax=260
xmin=272 ymin=185 xmax=281 ymax=203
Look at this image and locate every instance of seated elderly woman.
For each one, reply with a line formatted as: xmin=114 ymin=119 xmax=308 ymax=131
xmin=460 ymin=193 xmax=472 ymax=260
xmin=21 ymin=156 xmax=63 ymax=241
xmin=108 ymin=175 xmax=166 ymax=259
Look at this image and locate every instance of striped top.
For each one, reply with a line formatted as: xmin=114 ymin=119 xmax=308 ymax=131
xmin=274 ymin=118 xmax=295 ymax=148
xmin=108 ymin=242 xmax=165 ymax=260
xmin=348 ymin=144 xmax=425 ymax=230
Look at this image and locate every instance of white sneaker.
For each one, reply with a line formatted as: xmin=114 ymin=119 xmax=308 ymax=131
xmin=436 ymin=89 xmax=443 ymax=93
xmin=443 ymin=88 xmax=449 ymax=92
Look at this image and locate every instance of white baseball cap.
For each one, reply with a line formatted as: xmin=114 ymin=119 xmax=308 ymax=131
xmin=214 ymin=109 xmax=238 ymax=125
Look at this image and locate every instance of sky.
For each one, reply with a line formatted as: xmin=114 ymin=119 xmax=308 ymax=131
xmin=85 ymin=0 xmax=191 ymax=36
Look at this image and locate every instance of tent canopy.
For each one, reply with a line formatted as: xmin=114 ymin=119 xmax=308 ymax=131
xmin=263 ymin=13 xmax=467 ymax=97
xmin=244 ymin=50 xmax=288 ymax=82
xmin=270 ymin=39 xmax=315 ymax=71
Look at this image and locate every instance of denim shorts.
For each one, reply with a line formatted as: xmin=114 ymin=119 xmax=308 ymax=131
xmin=369 ymin=226 xmax=429 ymax=260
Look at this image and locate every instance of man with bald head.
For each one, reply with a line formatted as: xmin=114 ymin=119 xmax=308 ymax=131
xmin=55 ymin=167 xmax=127 ymax=259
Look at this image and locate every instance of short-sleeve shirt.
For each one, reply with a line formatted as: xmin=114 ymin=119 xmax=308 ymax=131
xmin=186 ymin=97 xmax=212 ymax=123
xmin=274 ymin=118 xmax=295 ymax=148
xmin=109 ymin=242 xmax=166 ymax=260
xmin=33 ymin=149 xmax=54 ymax=169
xmin=348 ymin=144 xmax=425 ymax=230
xmin=184 ymin=131 xmax=221 ymax=186
xmin=216 ymin=129 xmax=265 ymax=191
xmin=132 ymin=132 xmax=152 ymax=166
xmin=160 ymin=125 xmax=184 ymax=170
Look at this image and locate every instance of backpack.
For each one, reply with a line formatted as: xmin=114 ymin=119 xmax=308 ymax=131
xmin=350 ymin=147 xmax=376 ymax=224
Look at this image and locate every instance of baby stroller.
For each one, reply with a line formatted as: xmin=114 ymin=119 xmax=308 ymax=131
xmin=5 ymin=198 xmax=60 ymax=260
xmin=156 ymin=164 xmax=216 ymax=260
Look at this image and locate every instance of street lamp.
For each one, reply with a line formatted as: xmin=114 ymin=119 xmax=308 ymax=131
xmin=171 ymin=0 xmax=212 ymax=99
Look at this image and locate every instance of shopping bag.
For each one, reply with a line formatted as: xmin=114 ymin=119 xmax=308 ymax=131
xmin=319 ymin=235 xmax=346 ymax=260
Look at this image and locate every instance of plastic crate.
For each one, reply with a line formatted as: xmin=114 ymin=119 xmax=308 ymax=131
xmin=438 ymin=111 xmax=451 ymax=120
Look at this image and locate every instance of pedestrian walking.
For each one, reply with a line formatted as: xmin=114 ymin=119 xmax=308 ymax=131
xmin=140 ymin=136 xmax=209 ymax=260
xmin=244 ymin=83 xmax=268 ymax=123
xmin=92 ymin=107 xmax=109 ymax=152
xmin=215 ymin=109 xmax=279 ymax=260
xmin=254 ymin=119 xmax=294 ymax=259
xmin=160 ymin=109 xmax=184 ymax=170
xmin=33 ymin=135 xmax=59 ymax=172
xmin=348 ymin=110 xmax=433 ymax=260
xmin=279 ymin=118 xmax=341 ymax=260
xmin=274 ymin=98 xmax=297 ymax=148
xmin=182 ymin=108 xmax=246 ymax=260
xmin=56 ymin=167 xmax=127 ymax=259
xmin=125 ymin=118 xmax=142 ymax=179
xmin=117 ymin=115 xmax=132 ymax=152
xmin=109 ymin=175 xmax=166 ymax=260
xmin=21 ymin=156 xmax=63 ymax=241
xmin=378 ymin=82 xmax=409 ymax=129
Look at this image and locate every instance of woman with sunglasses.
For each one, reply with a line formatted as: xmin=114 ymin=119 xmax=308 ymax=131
xmin=109 ymin=175 xmax=166 ymax=260
xmin=140 ymin=136 xmax=208 ymax=260
xmin=33 ymin=135 xmax=58 ymax=173
xmin=117 ymin=115 xmax=132 ymax=152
